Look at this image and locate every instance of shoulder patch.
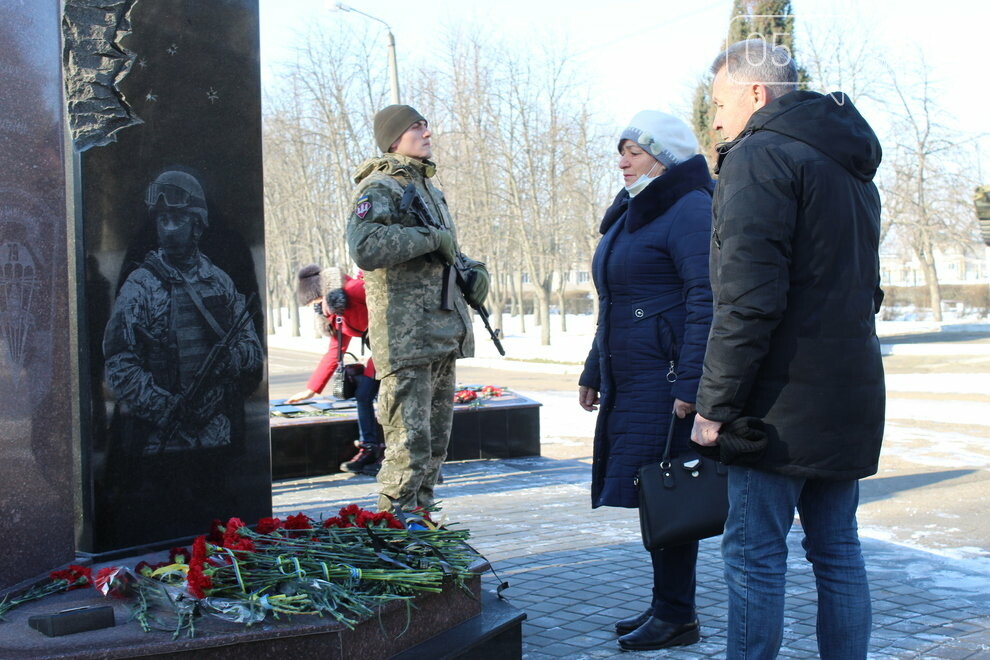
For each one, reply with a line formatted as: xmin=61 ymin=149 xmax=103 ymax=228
xmin=355 ymin=195 xmax=371 ymax=219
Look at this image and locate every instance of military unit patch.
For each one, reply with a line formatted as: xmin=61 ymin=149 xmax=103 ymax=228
xmin=355 ymin=195 xmax=371 ymax=219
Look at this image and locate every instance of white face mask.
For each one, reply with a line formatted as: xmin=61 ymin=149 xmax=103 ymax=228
xmin=624 ymin=159 xmax=664 ymax=197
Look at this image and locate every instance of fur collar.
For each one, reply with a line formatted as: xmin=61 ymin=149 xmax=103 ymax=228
xmin=599 ymin=154 xmax=713 ymax=234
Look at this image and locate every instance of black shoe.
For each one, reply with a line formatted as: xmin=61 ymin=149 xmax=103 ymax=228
xmin=614 ymin=608 xmax=652 ymax=635
xmin=617 ymin=617 xmax=699 ymax=651
xmin=341 ymin=447 xmax=379 ymax=473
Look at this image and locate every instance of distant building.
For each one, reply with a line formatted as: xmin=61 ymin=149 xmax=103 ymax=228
xmin=880 ymin=244 xmax=989 ymax=287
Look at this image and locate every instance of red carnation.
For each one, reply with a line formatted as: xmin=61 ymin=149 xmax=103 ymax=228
xmin=94 ymin=566 xmax=130 ymax=598
xmin=354 ymin=510 xmax=375 ymax=528
xmin=284 ymin=513 xmax=312 ymax=530
xmin=49 ymin=564 xmax=92 ymax=590
xmin=256 ymin=517 xmax=283 ymax=534
xmin=186 ymin=535 xmax=214 ymax=599
xmin=186 ymin=563 xmax=213 ymax=599
xmin=375 ymin=511 xmax=404 ymax=529
xmin=227 ymin=537 xmax=256 ymax=553
xmin=207 ymin=518 xmax=225 ymax=545
xmin=321 ymin=516 xmax=345 ymax=528
xmin=222 ymin=517 xmax=247 ymax=548
xmin=168 ymin=546 xmax=191 ymax=565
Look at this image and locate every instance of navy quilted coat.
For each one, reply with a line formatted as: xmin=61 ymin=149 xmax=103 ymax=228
xmin=580 ymin=155 xmax=713 ymax=508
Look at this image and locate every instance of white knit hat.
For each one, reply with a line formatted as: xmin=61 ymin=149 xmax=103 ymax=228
xmin=618 ymin=111 xmax=699 ymax=168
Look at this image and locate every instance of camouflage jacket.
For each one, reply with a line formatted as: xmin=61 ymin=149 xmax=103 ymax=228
xmin=346 ymin=153 xmax=474 ymax=375
xmin=103 ymin=249 xmax=263 ymax=452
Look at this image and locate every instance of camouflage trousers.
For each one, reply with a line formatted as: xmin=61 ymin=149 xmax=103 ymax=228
xmin=375 ymin=354 xmax=456 ymax=512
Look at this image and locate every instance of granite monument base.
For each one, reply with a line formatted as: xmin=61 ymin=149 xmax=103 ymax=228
xmin=270 ymin=393 xmax=542 ymax=480
xmin=0 ymin=559 xmax=524 ymax=659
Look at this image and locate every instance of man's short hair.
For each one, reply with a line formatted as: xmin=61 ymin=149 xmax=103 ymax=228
xmin=710 ymin=39 xmax=799 ymax=99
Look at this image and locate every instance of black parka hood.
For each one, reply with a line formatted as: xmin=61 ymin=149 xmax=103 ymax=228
xmin=718 ymin=90 xmax=882 ymax=182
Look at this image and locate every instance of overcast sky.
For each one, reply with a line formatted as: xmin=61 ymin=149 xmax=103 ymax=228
xmin=260 ymin=0 xmax=989 ymax=176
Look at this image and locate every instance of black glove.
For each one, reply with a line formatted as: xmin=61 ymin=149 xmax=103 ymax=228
xmin=692 ymin=417 xmax=768 ymax=465
xmin=464 ymin=265 xmax=489 ymax=307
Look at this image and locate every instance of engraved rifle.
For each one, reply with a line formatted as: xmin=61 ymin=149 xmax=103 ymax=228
xmin=156 ymin=291 xmax=258 ymax=452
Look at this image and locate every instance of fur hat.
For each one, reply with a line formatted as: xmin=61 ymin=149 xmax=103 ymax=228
xmin=618 ymin=111 xmax=698 ymax=169
xmin=295 ymin=264 xmax=344 ymax=305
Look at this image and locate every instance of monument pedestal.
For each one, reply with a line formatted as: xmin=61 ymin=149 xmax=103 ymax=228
xmin=270 ymin=392 xmax=542 ymax=479
xmin=0 ymin=558 xmax=524 ymax=659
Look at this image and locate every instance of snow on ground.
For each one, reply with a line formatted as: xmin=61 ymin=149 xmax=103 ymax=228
xmin=880 ymin=421 xmax=990 ymax=470
xmin=886 ymin=394 xmax=990 ymax=426
xmin=885 ymin=373 xmax=990 ymax=395
xmin=514 ymin=390 xmax=594 ymax=448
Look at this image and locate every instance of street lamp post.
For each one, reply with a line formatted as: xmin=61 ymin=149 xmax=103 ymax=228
xmin=333 ymin=1 xmax=400 ymax=104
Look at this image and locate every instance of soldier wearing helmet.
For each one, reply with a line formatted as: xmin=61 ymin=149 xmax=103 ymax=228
xmin=103 ymin=169 xmax=262 ymax=456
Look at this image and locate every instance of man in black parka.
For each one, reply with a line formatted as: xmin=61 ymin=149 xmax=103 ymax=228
xmin=692 ymin=39 xmax=885 ymax=660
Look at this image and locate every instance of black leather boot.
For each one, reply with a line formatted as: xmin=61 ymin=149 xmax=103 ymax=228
xmin=614 ymin=608 xmax=652 ymax=635
xmin=617 ymin=617 xmax=699 ymax=651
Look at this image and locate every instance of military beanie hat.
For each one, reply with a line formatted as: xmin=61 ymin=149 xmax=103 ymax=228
xmin=374 ymin=104 xmax=426 ymax=153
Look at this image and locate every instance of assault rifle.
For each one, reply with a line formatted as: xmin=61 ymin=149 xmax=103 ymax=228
xmin=400 ymin=183 xmax=506 ymax=356
xmin=157 ymin=291 xmax=259 ymax=452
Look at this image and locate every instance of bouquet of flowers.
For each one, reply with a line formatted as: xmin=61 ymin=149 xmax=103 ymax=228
xmin=108 ymin=505 xmax=477 ymax=638
xmin=453 ymin=384 xmax=504 ymax=404
xmin=0 ymin=565 xmax=92 ymax=620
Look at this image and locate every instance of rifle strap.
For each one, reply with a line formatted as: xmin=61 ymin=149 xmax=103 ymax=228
xmin=178 ymin=275 xmax=226 ymax=340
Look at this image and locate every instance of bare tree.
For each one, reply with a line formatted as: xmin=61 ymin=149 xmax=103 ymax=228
xmin=880 ymin=60 xmax=980 ymax=321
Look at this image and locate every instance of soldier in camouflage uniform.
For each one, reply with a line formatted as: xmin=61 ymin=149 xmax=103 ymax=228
xmin=346 ymin=105 xmax=489 ymax=512
xmin=104 ymin=170 xmax=263 ymax=455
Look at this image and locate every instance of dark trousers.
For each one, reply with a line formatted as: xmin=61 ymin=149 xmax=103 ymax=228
xmin=354 ymin=373 xmax=380 ymax=447
xmin=650 ymin=541 xmax=698 ymax=623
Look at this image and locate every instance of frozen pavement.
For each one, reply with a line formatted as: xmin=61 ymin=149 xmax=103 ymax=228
xmin=273 ymin=458 xmax=990 ymax=659
xmin=268 ymin=319 xmax=990 ymax=657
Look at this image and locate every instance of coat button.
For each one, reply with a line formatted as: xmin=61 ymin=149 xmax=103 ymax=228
xmin=635 ymin=308 xmax=644 ymax=318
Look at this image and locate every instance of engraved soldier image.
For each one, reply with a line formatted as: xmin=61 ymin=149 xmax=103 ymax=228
xmin=102 ymin=170 xmax=263 ymax=456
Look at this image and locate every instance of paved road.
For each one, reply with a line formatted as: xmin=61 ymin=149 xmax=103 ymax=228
xmin=268 ymin=343 xmax=990 ymax=657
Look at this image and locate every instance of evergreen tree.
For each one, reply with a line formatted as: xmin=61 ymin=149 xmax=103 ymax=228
xmin=692 ymin=0 xmax=809 ymax=168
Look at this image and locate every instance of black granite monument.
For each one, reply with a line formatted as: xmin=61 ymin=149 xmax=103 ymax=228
xmin=0 ymin=0 xmax=75 ymax=591
xmin=67 ymin=0 xmax=271 ymax=553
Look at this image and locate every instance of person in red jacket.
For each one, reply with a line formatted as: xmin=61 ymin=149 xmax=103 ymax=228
xmin=288 ymin=265 xmax=382 ymax=475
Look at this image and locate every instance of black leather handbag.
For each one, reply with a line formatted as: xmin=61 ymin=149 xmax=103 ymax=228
xmin=635 ymin=414 xmax=729 ymax=550
xmin=329 ymin=321 xmax=364 ymax=400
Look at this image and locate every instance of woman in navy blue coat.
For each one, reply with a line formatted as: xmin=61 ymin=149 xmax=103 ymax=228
xmin=578 ymin=111 xmax=713 ymax=651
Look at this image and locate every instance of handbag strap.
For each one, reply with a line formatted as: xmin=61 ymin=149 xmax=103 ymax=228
xmin=661 ymin=411 xmax=696 ymax=462
xmin=661 ymin=414 xmax=677 ymax=463
xmin=334 ymin=318 xmax=344 ymax=368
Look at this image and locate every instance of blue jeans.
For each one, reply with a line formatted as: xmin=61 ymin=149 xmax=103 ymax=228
xmin=722 ymin=467 xmax=871 ymax=659
xmin=354 ymin=374 xmax=380 ymax=447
